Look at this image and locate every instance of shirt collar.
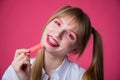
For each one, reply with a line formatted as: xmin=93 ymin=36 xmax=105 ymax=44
xmin=55 ymin=57 xmax=70 ymax=75
xmin=42 ymin=57 xmax=70 ymax=76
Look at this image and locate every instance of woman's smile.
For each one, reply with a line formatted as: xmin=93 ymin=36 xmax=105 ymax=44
xmin=46 ymin=35 xmax=60 ymax=47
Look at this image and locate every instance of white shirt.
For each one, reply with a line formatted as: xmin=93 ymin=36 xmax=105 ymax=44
xmin=2 ymin=57 xmax=85 ymax=80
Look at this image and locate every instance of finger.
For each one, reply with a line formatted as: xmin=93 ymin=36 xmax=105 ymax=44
xmin=11 ymin=54 xmax=30 ymax=73
xmin=12 ymin=56 xmax=29 ymax=72
xmin=22 ymin=57 xmax=30 ymax=65
xmin=15 ymin=53 xmax=26 ymax=61
xmin=26 ymin=56 xmax=30 ymax=62
xmin=17 ymin=53 xmax=30 ymax=63
xmin=26 ymin=63 xmax=31 ymax=72
xmin=15 ymin=49 xmax=30 ymax=57
xmin=21 ymin=58 xmax=30 ymax=71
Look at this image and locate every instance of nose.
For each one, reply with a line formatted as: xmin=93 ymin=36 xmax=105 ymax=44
xmin=54 ymin=29 xmax=64 ymax=40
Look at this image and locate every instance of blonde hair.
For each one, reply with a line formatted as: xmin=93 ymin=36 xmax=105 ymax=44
xmin=31 ymin=6 xmax=103 ymax=80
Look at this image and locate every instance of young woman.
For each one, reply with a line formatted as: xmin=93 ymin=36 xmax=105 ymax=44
xmin=2 ymin=6 xmax=103 ymax=80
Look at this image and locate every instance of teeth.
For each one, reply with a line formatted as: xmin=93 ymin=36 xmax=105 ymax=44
xmin=49 ymin=36 xmax=58 ymax=46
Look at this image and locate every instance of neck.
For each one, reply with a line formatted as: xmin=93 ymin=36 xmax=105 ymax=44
xmin=44 ymin=51 xmax=65 ymax=77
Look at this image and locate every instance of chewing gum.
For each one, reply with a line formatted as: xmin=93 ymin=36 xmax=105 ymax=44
xmin=26 ymin=44 xmax=44 ymax=55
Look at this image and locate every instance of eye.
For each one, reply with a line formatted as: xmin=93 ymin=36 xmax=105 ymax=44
xmin=67 ymin=32 xmax=75 ymax=40
xmin=54 ymin=20 xmax=61 ymax=27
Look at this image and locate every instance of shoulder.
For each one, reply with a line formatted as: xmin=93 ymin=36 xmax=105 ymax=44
xmin=69 ymin=62 xmax=85 ymax=80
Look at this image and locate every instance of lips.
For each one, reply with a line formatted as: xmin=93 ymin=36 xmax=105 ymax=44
xmin=46 ymin=35 xmax=59 ymax=47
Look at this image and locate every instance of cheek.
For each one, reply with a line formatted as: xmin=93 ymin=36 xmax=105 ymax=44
xmin=61 ymin=41 xmax=70 ymax=47
xmin=42 ymin=25 xmax=53 ymax=37
xmin=44 ymin=25 xmax=55 ymax=34
xmin=61 ymin=40 xmax=75 ymax=51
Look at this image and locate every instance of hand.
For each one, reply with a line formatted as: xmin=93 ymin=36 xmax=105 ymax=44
xmin=11 ymin=49 xmax=31 ymax=80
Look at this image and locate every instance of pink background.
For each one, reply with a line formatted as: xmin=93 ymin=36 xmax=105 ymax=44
xmin=0 ymin=0 xmax=120 ymax=80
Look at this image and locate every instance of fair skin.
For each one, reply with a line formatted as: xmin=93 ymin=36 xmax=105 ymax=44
xmin=12 ymin=49 xmax=31 ymax=80
xmin=41 ymin=17 xmax=79 ymax=77
xmin=12 ymin=16 xmax=79 ymax=80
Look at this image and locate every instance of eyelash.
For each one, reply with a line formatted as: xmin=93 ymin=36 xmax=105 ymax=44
xmin=66 ymin=32 xmax=74 ymax=40
xmin=54 ymin=20 xmax=61 ymax=27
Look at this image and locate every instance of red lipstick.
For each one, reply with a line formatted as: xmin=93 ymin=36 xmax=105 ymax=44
xmin=46 ymin=35 xmax=59 ymax=47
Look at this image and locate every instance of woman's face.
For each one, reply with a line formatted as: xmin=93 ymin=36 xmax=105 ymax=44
xmin=41 ymin=17 xmax=79 ymax=56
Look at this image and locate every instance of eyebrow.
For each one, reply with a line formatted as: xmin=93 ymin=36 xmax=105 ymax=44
xmin=56 ymin=17 xmax=63 ymax=24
